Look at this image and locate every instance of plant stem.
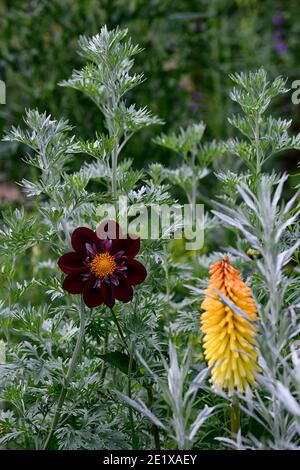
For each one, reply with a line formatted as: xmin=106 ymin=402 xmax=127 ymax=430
xmin=190 ymin=149 xmax=197 ymax=220
xmin=146 ymin=383 xmax=161 ymax=449
xmin=110 ymin=307 xmax=127 ymax=350
xmin=43 ymin=296 xmax=86 ymax=450
xmin=254 ymin=112 xmax=261 ymax=175
xmin=110 ymin=308 xmax=138 ymax=449
xmin=128 ymin=341 xmax=138 ymax=449
xmin=100 ymin=330 xmax=109 ymax=382
xmin=163 ymin=244 xmax=171 ymax=306
xmin=61 ymin=218 xmax=71 ymax=248
xmin=230 ymin=394 xmax=240 ymax=438
xmin=111 ymin=141 xmax=118 ymax=210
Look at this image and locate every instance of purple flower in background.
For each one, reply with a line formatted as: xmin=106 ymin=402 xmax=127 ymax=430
xmin=272 ymin=14 xmax=284 ymax=28
xmin=272 ymin=13 xmax=288 ymax=56
xmin=274 ymin=40 xmax=288 ymax=55
xmin=190 ymin=90 xmax=204 ymax=114
xmin=272 ymin=32 xmax=288 ymax=55
xmin=273 ymin=30 xmax=282 ymax=40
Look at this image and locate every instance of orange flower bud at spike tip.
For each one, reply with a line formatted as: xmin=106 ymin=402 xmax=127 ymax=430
xmin=200 ymin=257 xmax=259 ymax=394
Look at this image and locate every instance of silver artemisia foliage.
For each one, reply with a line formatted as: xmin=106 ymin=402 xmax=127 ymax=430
xmin=214 ymin=175 xmax=300 ymax=449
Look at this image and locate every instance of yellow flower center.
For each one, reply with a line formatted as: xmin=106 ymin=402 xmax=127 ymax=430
xmin=90 ymin=252 xmax=117 ymax=278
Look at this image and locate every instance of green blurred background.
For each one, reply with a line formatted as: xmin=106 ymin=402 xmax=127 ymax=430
xmin=0 ymin=0 xmax=299 ymax=202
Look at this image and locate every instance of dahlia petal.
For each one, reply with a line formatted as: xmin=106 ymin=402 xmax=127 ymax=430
xmin=82 ymin=271 xmax=91 ymax=281
xmin=71 ymin=227 xmax=100 ymax=255
xmin=116 ymin=265 xmax=127 ymax=272
xmin=101 ymin=239 xmax=112 ymax=252
xmin=62 ymin=274 xmax=86 ymax=294
xmin=113 ymin=278 xmax=133 ymax=302
xmin=114 ymin=250 xmax=125 ymax=260
xmin=126 ymin=259 xmax=147 ymax=285
xmin=101 ymin=282 xmax=115 ymax=308
xmin=58 ymin=252 xmax=87 ymax=274
xmin=124 ymin=237 xmax=141 ymax=258
xmin=82 ymin=275 xmax=103 ymax=308
xmin=111 ymin=236 xmax=140 ymax=259
xmin=110 ymin=274 xmax=120 ymax=286
xmin=85 ymin=243 xmax=98 ymax=258
xmin=83 ymin=288 xmax=103 ymax=308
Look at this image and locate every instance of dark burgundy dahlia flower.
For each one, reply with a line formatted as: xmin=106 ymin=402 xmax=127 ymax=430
xmin=58 ymin=221 xmax=147 ymax=308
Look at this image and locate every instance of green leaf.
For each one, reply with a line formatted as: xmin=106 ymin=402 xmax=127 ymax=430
xmin=99 ymin=351 xmax=138 ymax=376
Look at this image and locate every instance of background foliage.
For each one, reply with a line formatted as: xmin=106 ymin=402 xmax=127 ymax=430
xmin=1 ymin=0 xmax=300 ymax=183
xmin=0 ymin=0 xmax=300 ymax=451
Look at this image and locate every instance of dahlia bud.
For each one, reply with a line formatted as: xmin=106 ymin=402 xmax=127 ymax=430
xmin=200 ymin=257 xmax=259 ymax=394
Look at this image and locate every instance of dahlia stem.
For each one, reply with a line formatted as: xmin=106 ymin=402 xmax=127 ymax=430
xmin=100 ymin=330 xmax=109 ymax=382
xmin=110 ymin=307 xmax=128 ymax=350
xmin=110 ymin=308 xmax=137 ymax=449
xmin=230 ymin=395 xmax=240 ymax=438
xmin=43 ymin=296 xmax=86 ymax=450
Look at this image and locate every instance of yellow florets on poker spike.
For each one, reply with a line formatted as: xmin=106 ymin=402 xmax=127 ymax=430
xmin=200 ymin=256 xmax=259 ymax=394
